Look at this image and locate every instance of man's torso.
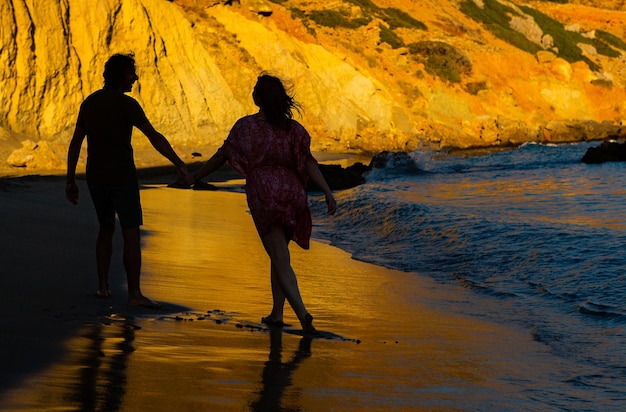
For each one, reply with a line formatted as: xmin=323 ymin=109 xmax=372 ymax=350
xmin=77 ymin=89 xmax=147 ymax=184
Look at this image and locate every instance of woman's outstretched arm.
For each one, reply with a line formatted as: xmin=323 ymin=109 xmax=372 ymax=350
xmin=305 ymin=157 xmax=337 ymax=215
xmin=189 ymin=151 xmax=228 ymax=185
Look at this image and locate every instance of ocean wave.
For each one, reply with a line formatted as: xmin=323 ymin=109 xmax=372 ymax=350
xmin=578 ymin=301 xmax=626 ymax=322
xmin=313 ymin=142 xmax=626 ymax=327
xmin=363 ymin=143 xmax=597 ymax=180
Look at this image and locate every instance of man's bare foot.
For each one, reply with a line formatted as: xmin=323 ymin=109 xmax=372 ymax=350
xmin=96 ymin=289 xmax=111 ymax=298
xmin=128 ymin=295 xmax=162 ymax=309
xmin=97 ymin=282 xmax=110 ymax=298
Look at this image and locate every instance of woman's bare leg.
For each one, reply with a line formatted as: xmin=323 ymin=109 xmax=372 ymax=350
xmin=261 ymin=224 xmax=315 ymax=332
xmin=262 ymin=264 xmax=286 ymax=324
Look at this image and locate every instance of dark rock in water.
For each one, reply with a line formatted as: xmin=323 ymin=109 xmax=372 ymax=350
xmin=310 ymin=151 xmax=419 ymax=191
xmin=582 ymin=140 xmax=626 ymax=164
xmin=369 ymin=151 xmax=411 ymax=169
xmin=310 ymin=162 xmax=369 ymax=191
xmin=368 ymin=151 xmax=421 ymax=173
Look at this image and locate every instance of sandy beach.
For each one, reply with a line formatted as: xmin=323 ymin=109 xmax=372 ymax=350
xmin=0 ymin=169 xmax=571 ymax=411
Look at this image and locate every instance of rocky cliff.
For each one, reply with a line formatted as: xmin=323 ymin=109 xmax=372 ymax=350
xmin=1 ymin=0 xmax=626 ymax=173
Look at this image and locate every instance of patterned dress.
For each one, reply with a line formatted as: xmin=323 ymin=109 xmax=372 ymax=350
xmin=217 ymin=113 xmax=315 ymax=249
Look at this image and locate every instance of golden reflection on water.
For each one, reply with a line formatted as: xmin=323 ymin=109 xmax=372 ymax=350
xmin=1 ymin=184 xmax=567 ymax=410
xmin=402 ymin=173 xmax=626 ymax=230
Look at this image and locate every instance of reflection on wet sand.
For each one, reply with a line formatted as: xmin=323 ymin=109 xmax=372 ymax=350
xmin=249 ymin=329 xmax=312 ymax=411
xmin=1 ymin=316 xmax=138 ymax=410
xmin=71 ymin=318 xmax=137 ymax=411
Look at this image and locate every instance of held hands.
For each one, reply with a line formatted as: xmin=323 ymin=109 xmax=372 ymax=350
xmin=176 ymin=164 xmax=189 ymax=181
xmin=184 ymin=171 xmax=197 ymax=186
xmin=174 ymin=164 xmax=194 ymax=188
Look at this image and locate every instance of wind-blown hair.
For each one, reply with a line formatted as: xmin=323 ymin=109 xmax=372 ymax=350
xmin=103 ymin=53 xmax=136 ymax=89
xmin=253 ymin=74 xmax=302 ymax=130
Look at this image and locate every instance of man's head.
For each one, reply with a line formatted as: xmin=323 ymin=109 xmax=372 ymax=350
xmin=103 ymin=53 xmax=138 ymax=92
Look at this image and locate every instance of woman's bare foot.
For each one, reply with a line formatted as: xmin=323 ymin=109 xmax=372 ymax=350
xmin=128 ymin=295 xmax=161 ymax=309
xmin=302 ymin=313 xmax=316 ymax=335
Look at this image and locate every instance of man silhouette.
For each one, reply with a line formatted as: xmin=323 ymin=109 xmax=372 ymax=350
xmin=66 ymin=53 xmax=188 ymax=308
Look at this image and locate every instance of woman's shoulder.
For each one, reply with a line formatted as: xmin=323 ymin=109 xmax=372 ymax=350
xmin=289 ymin=119 xmax=310 ymax=137
xmin=289 ymin=118 xmax=306 ymax=131
xmin=234 ymin=113 xmax=264 ymax=128
xmin=229 ymin=114 xmax=256 ymax=132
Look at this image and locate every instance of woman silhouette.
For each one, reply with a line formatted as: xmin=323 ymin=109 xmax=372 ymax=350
xmin=191 ymin=74 xmax=336 ymax=334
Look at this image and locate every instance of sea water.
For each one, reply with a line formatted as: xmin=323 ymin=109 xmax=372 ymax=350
xmin=311 ymin=141 xmax=626 ymax=407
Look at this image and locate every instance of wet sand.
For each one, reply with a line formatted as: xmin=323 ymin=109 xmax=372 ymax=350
xmin=0 ymin=173 xmax=566 ymax=411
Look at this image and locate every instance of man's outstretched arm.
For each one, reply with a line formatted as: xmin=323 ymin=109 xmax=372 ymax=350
xmin=66 ymin=125 xmax=86 ymax=205
xmin=137 ymin=120 xmax=188 ymax=179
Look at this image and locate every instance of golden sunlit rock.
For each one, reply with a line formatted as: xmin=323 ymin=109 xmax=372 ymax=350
xmin=0 ymin=0 xmax=625 ymax=171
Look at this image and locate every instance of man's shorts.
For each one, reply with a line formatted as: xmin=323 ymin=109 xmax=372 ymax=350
xmin=87 ymin=183 xmax=143 ymax=229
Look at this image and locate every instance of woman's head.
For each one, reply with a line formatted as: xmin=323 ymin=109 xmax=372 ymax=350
xmin=253 ymin=73 xmax=301 ymax=129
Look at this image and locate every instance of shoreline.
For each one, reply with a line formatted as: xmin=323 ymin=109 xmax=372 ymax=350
xmin=2 ymin=138 xmax=614 ymax=182
xmin=0 ymin=142 xmax=374 ymax=180
xmin=0 ymin=174 xmax=567 ymax=410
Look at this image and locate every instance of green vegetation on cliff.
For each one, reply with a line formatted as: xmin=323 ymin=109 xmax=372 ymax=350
xmin=596 ymin=30 xmax=626 ymax=53
xmin=380 ymin=7 xmax=427 ymax=30
xmin=408 ymin=41 xmax=472 ymax=83
xmin=379 ymin=24 xmax=405 ymax=48
xmin=309 ymin=9 xmax=369 ymax=28
xmin=461 ymin=0 xmax=626 ymax=72
xmin=286 ymin=0 xmax=427 ymax=47
xmin=460 ymin=0 xmax=543 ymax=55
xmin=518 ymin=5 xmax=598 ymax=70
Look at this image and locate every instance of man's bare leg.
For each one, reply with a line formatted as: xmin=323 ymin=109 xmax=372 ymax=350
xmin=96 ymin=223 xmax=114 ymax=297
xmin=122 ymin=227 xmax=160 ymax=308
